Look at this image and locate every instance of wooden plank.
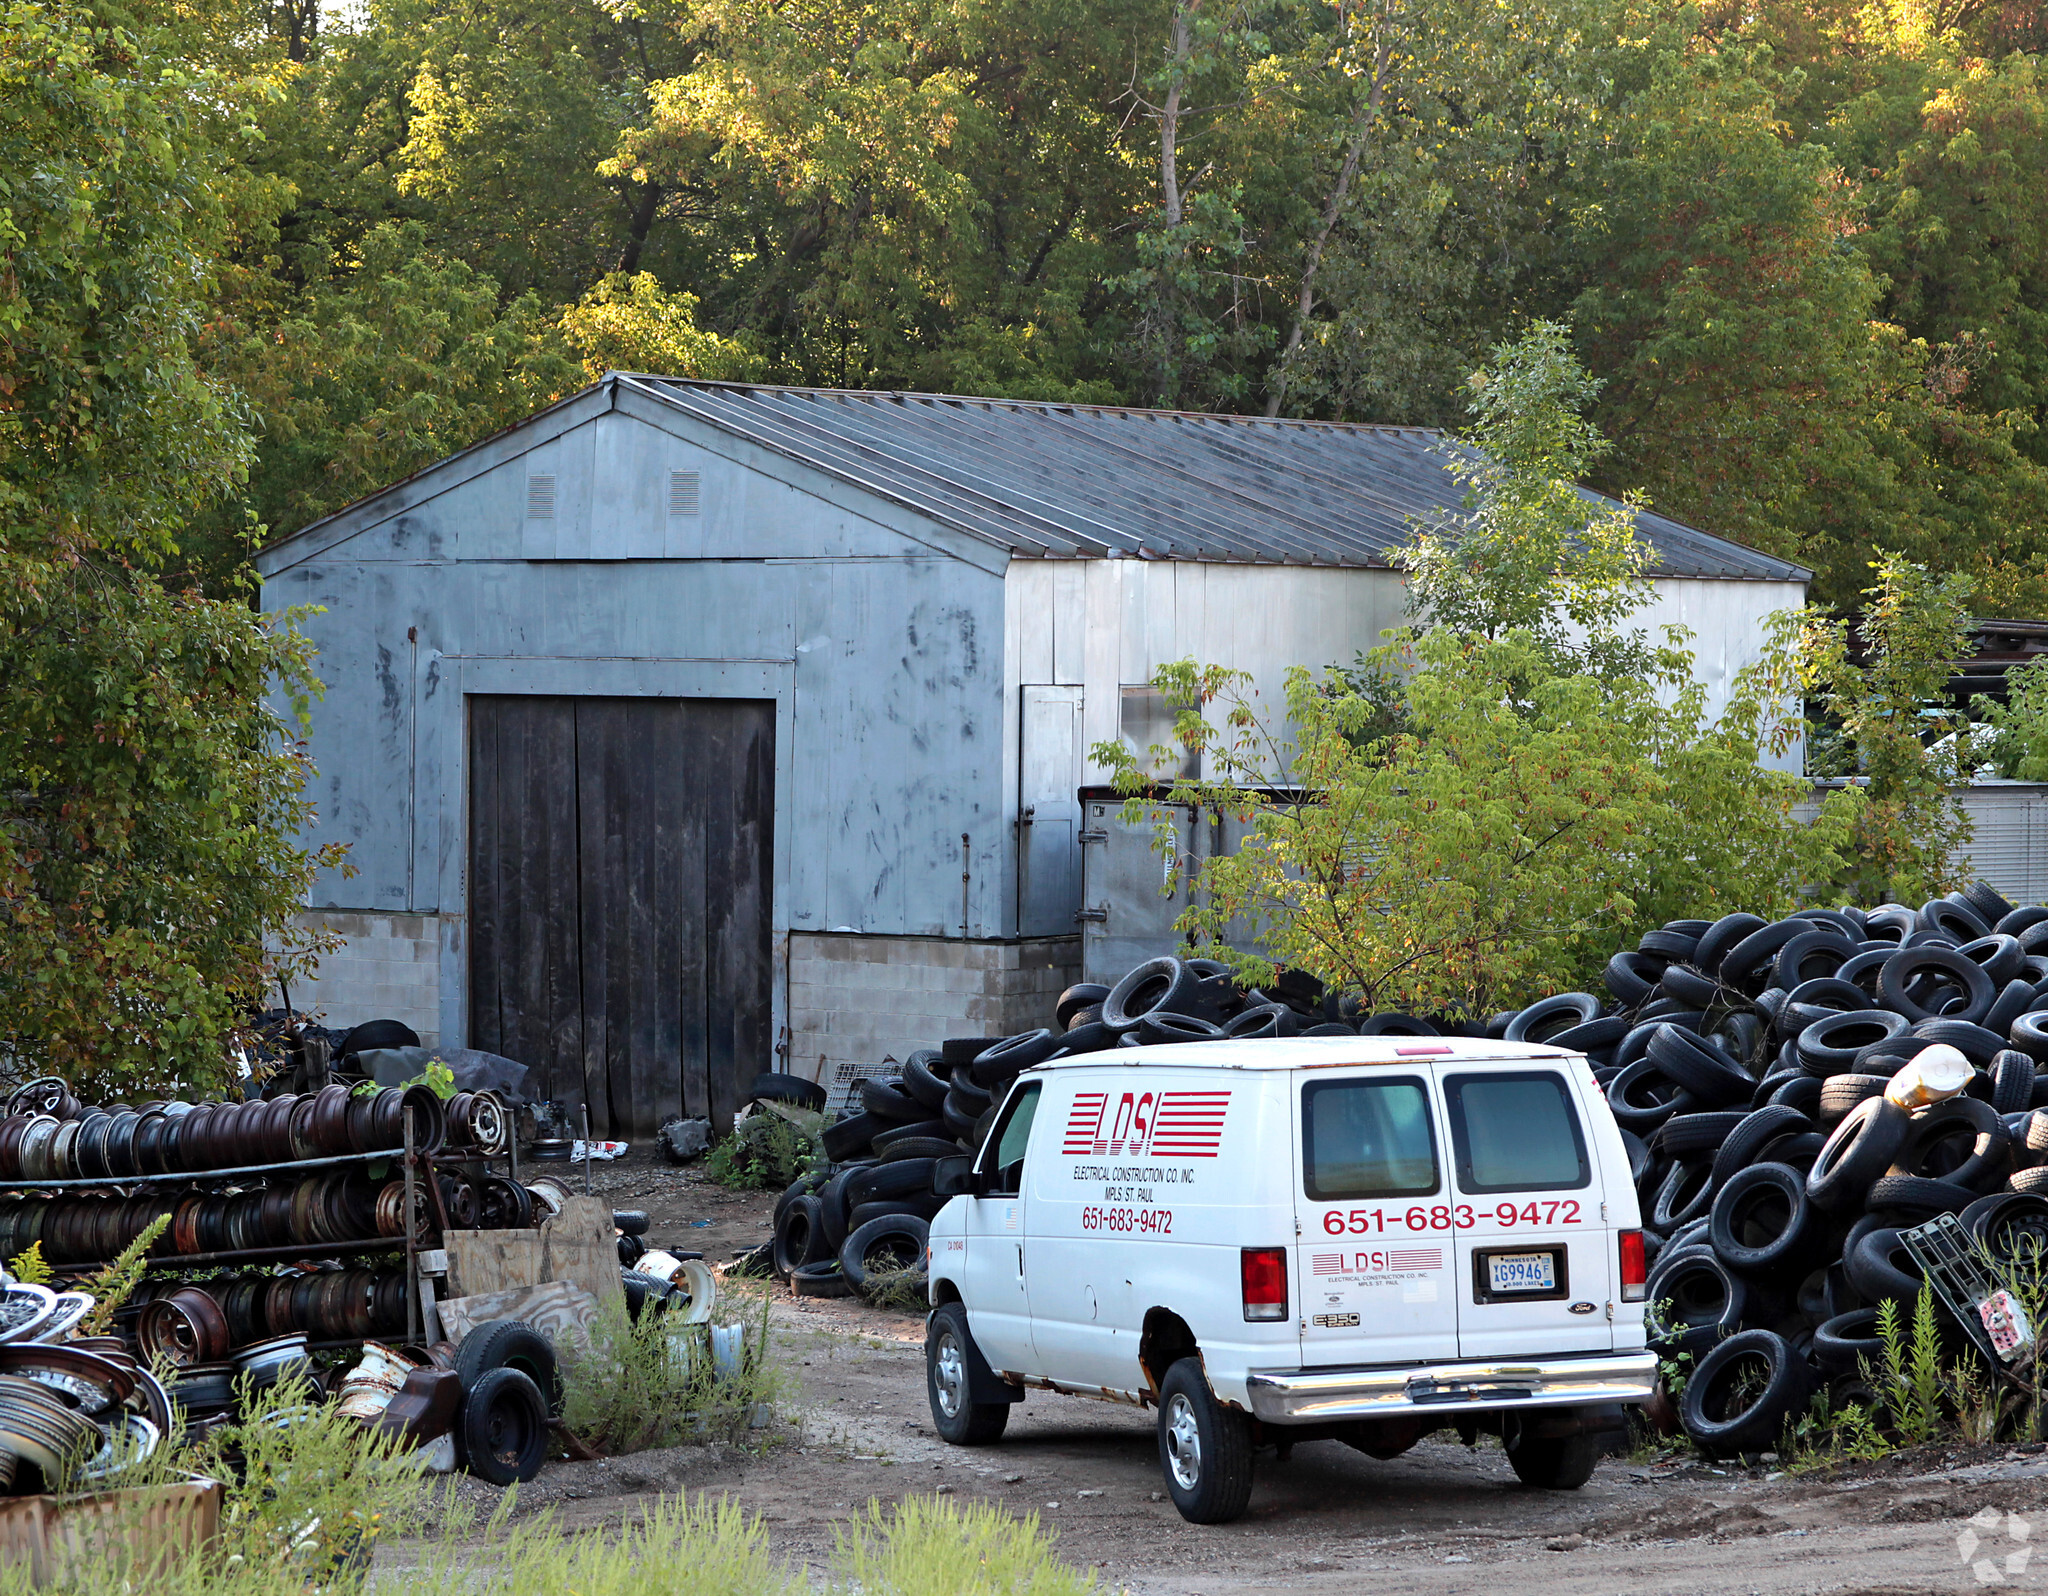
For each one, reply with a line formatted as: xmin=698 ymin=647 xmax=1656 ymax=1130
xmin=437 ymin=1280 xmax=602 ymax=1348
xmin=700 ymin=701 xmax=775 ymax=1131
xmin=538 ymin=1194 xmax=627 ymax=1313
xmin=675 ymin=703 xmax=712 ymax=1125
xmin=442 ymin=1229 xmax=544 ymax=1298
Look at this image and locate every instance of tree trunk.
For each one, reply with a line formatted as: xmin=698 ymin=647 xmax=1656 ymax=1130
xmin=1264 ymin=10 xmax=1393 ymax=417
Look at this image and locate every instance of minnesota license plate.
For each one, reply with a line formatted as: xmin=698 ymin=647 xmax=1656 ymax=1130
xmin=1487 ymin=1251 xmax=1557 ymax=1293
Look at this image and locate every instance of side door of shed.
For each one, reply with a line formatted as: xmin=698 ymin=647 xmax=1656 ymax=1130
xmin=1018 ymin=685 xmax=1085 ymax=937
xmin=468 ymin=695 xmax=775 ymax=1136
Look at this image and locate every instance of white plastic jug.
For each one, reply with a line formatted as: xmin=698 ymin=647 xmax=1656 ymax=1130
xmin=1885 ymin=1043 xmax=1975 ymax=1111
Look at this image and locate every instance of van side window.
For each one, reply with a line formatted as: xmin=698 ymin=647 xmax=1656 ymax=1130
xmin=980 ymin=1081 xmax=1042 ymax=1197
xmin=1301 ymin=1077 xmax=1439 ymax=1200
xmin=1443 ymin=1072 xmax=1590 ymax=1194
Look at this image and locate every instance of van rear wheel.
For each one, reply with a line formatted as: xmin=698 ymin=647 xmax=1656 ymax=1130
xmin=1506 ymin=1431 xmax=1599 ymax=1489
xmin=925 ymin=1302 xmax=1010 ymax=1445
xmin=1156 ymin=1358 xmax=1254 ymax=1524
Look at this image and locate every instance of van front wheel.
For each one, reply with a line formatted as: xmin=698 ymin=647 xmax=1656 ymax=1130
xmin=1156 ymin=1358 xmax=1254 ymax=1524
xmin=925 ymin=1303 xmax=1010 ymax=1445
xmin=1506 ymin=1431 xmax=1599 ymax=1489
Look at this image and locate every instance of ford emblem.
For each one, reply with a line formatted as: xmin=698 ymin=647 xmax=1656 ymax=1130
xmin=1569 ymin=1300 xmax=1597 ymax=1315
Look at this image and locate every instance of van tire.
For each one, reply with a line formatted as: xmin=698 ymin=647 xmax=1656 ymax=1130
xmin=926 ymin=1302 xmax=1010 ymax=1445
xmin=1156 ymin=1358 xmax=1254 ymax=1524
xmin=1505 ymin=1431 xmax=1599 ymax=1490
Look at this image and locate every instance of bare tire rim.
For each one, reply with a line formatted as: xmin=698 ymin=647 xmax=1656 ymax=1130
xmin=933 ymin=1330 xmax=966 ymax=1420
xmin=1165 ymin=1392 xmax=1202 ymax=1490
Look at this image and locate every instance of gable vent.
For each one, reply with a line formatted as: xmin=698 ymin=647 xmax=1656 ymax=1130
xmin=526 ymin=473 xmax=556 ymax=519
xmin=668 ymin=469 xmax=702 ymax=517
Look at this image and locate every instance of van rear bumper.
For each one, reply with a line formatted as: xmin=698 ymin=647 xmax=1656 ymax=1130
xmin=1243 ymin=1351 xmax=1658 ymax=1423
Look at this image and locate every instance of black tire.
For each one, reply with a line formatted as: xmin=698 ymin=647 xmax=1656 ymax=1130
xmin=1999 ymin=906 xmax=2048 ymax=938
xmin=1655 ymin=963 xmax=1722 ymax=1009
xmin=1641 ymin=926 xmax=1704 ymax=960
xmin=1695 ymin=913 xmax=1768 ymax=975
xmin=926 ymin=1301 xmax=1010 ymax=1444
xmin=1051 ymin=1021 xmax=1116 ymax=1055
xmin=1766 ymin=1076 xmax=1824 ymax=1119
xmin=1506 ymin=1432 xmax=1600 ymax=1490
xmin=1223 ymin=1004 xmax=1298 ymax=1039
xmin=1156 ymin=1357 xmax=1254 ymax=1524
xmin=822 ymin=1112 xmax=888 ymax=1161
xmin=1867 ymin=1173 xmax=1976 ymax=1215
xmin=862 ymin=1079 xmax=929 ymax=1124
xmin=2013 ymin=1010 xmax=2048 ymax=1062
xmin=1055 ymin=984 xmax=1112 ymax=1030
xmin=1797 ymin=1010 xmax=1910 ymax=1076
xmin=460 ymin=1366 xmax=548 ymax=1485
xmin=1503 ymin=993 xmax=1602 ymax=1043
xmin=1647 ymin=1248 xmax=1747 ymax=1358
xmin=1138 ymin=1011 xmax=1227 ymax=1045
xmin=1924 ymin=895 xmax=1993 ymax=942
xmin=749 ymin=1071 xmax=827 ymax=1112
xmin=1985 ymin=980 xmax=2039 ymax=1042
xmin=1963 ymin=881 xmax=2017 ymax=926
xmin=972 ymin=1031 xmax=1059 ymax=1086
xmin=846 ymin=1158 xmax=940 ymax=1208
xmin=873 ymin=1119 xmax=951 ymax=1153
xmin=1719 ymin=920 xmax=1808 ymax=989
xmin=1649 ymin=1158 xmax=1717 ymax=1234
xmin=942 ymin=1037 xmax=1007 ymax=1066
xmin=1846 ymin=1225 xmax=1927 ymax=1304
xmin=903 ymin=1056 xmax=950 ymax=1112
xmin=1548 ymin=1016 xmax=1630 ymax=1053
xmin=818 ymin=1168 xmax=862 ymax=1251
xmin=841 ymin=1213 xmax=930 ymax=1293
xmin=791 ymin=1260 xmax=855 ymax=1298
xmin=1908 ymin=1017 xmax=2007 ymax=1064
xmin=1354 ymin=1011 xmax=1446 ymax=1038
xmin=1709 ymin=1163 xmax=1815 ymax=1273
xmin=2013 ymin=1166 xmax=2048 ymax=1193
xmin=1880 ymin=946 xmax=1994 ymax=1023
xmin=2025 ymin=1110 xmax=2048 ymax=1157
xmin=879 ymin=1135 xmax=963 ymax=1162
xmin=1656 ymin=1110 xmax=1749 ymax=1159
xmin=1759 ymin=1129 xmax=1826 ymax=1172
xmin=1807 ymin=1097 xmax=1913 ymax=1212
xmin=1680 ymin=1330 xmax=1811 ymax=1456
xmin=774 ymin=1193 xmax=835 ymax=1277
xmin=1103 ymin=957 xmax=1196 ymax=1032
xmin=1960 ymin=934 xmax=2026 ymax=986
xmin=1811 ymin=1308 xmax=1882 ymax=1375
xmin=1772 ymin=929 xmax=1855 ymax=990
xmin=1606 ymin=951 xmax=1659 ymax=1007
xmin=455 ymin=1318 xmax=562 ymax=1416
xmin=1890 ymin=1095 xmax=2010 ymax=1191
xmin=941 ymin=1094 xmax=983 ymax=1141
xmin=1817 ymin=1074 xmax=1890 ymax=1130
xmin=1605 ymin=1059 xmax=1692 ymax=1133
xmin=1647 ymin=1025 xmax=1753 ymax=1106
xmin=946 ymin=1073 xmax=993 ymax=1113
xmin=1993 ymin=1050 xmax=2038 ymax=1114
xmin=849 ymin=1196 xmax=946 ymax=1229
xmin=1707 ymin=1107 xmax=1810 ymax=1189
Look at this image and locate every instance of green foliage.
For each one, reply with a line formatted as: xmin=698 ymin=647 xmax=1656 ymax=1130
xmin=561 ymin=275 xmax=766 ymax=384
xmin=1398 ymin=321 xmax=1652 ymax=677
xmin=78 ymin=1213 xmax=172 ymax=1335
xmin=1790 ymin=554 xmax=1977 ymax=901
xmin=0 ymin=0 xmax=345 ymax=1099
xmin=560 ymin=1280 xmax=778 ymax=1454
xmin=1873 ymin=1289 xmax=1947 ymax=1446
xmin=706 ymin=1111 xmax=822 ymax=1191
xmin=832 ymin=1496 xmax=1097 ymax=1596
xmin=1974 ymin=657 xmax=2048 ymax=782
xmin=6 ymin=1240 xmax=50 ymax=1284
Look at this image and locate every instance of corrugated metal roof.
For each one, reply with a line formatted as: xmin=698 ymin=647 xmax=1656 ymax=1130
xmin=624 ymin=376 xmax=1810 ymax=583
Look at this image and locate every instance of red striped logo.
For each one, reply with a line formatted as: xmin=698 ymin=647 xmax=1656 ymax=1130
xmin=1388 ymin=1248 xmax=1443 ymax=1271
xmin=1062 ymin=1093 xmax=1109 ymax=1153
xmin=1311 ymin=1253 xmax=1346 ymax=1275
xmin=1147 ymin=1091 xmax=1231 ymax=1156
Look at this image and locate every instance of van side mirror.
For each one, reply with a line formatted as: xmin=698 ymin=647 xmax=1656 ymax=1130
xmin=932 ymin=1155 xmax=982 ymax=1198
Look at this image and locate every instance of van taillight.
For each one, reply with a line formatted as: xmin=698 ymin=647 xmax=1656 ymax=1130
xmin=1619 ymin=1230 xmax=1647 ymax=1301
xmin=1241 ymin=1248 xmax=1289 ymax=1322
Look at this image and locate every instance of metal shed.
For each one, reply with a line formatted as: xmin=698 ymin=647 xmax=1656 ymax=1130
xmin=256 ymin=374 xmax=1809 ymax=1134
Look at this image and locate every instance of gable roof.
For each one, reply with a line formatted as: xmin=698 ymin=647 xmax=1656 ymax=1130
xmin=258 ymin=374 xmax=1810 ymax=583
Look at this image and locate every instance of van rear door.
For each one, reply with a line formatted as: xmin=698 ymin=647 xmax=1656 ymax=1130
xmin=1441 ymin=1059 xmax=1615 ymax=1359
xmin=1291 ymin=1071 xmax=1461 ymax=1366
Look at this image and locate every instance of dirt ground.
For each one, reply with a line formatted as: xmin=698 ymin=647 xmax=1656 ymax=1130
xmin=426 ymin=1147 xmax=2048 ymax=1593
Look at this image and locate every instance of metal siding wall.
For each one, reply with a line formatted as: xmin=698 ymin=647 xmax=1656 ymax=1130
xmin=264 ymin=412 xmax=1011 ymax=952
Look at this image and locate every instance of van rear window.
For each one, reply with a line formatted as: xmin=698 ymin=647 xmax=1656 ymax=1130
xmin=1301 ymin=1077 xmax=1439 ymax=1201
xmin=1444 ymin=1072 xmax=1590 ymax=1194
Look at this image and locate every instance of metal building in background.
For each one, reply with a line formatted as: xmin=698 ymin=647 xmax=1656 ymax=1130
xmin=255 ymin=375 xmax=1809 ymax=1135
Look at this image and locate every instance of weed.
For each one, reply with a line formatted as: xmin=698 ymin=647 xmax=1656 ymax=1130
xmin=560 ymin=1277 xmax=784 ymax=1454
xmin=79 ymin=1213 xmax=172 ymax=1335
xmin=857 ymin=1263 xmax=929 ymax=1313
xmin=7 ymin=1239 xmax=51 ymax=1284
xmin=832 ymin=1495 xmax=1098 ymax=1596
xmin=706 ymin=1112 xmax=821 ymax=1190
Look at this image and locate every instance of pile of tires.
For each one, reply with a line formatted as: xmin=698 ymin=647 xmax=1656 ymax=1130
xmin=1566 ymin=883 xmax=2048 ymax=1456
xmin=772 ymin=955 xmax=1341 ymax=1301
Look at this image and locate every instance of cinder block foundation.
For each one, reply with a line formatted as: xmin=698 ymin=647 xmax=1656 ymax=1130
xmin=291 ymin=911 xmax=445 ymax=1049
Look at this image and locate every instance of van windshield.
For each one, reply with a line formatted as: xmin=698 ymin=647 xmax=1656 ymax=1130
xmin=1301 ymin=1077 xmax=1438 ymax=1200
xmin=1443 ymin=1072 xmax=1589 ymax=1194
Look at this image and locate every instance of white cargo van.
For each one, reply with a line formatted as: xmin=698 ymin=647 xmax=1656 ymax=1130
xmin=923 ymin=1037 xmax=1655 ymax=1523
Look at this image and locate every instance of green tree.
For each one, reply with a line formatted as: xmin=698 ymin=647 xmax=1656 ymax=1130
xmin=1790 ymin=553 xmax=1977 ymax=901
xmin=0 ymin=0 xmax=343 ymax=1097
